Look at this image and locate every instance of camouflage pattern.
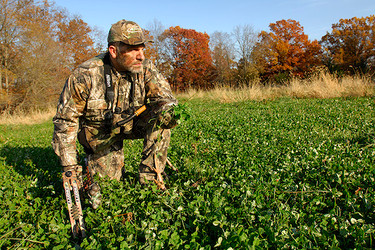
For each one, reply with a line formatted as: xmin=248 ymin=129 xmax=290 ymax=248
xmin=107 ymin=20 xmax=151 ymax=45
xmin=87 ymin=182 xmax=101 ymax=210
xmin=52 ymin=52 xmax=177 ymax=183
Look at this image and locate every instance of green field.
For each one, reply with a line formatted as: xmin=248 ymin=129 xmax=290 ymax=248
xmin=0 ymin=97 xmax=374 ymax=249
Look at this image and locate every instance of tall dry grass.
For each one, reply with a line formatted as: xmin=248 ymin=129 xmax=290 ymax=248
xmin=179 ymin=72 xmax=375 ymax=103
xmin=285 ymin=71 xmax=374 ymax=99
xmin=0 ymin=106 xmax=56 ymax=125
xmin=0 ymin=72 xmax=373 ymax=125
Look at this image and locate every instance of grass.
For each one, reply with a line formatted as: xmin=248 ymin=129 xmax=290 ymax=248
xmin=0 ymin=96 xmax=374 ymax=248
xmin=179 ymin=72 xmax=375 ymax=103
xmin=0 ymin=107 xmax=56 ymax=125
xmin=0 ymin=73 xmax=374 ymax=248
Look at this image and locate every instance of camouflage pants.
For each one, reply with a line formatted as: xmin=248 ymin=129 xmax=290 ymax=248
xmin=84 ymin=112 xmax=171 ymax=183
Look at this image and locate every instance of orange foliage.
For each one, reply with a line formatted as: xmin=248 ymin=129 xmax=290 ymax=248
xmin=57 ymin=17 xmax=98 ymax=69
xmin=321 ymin=15 xmax=375 ymax=73
xmin=162 ymin=26 xmax=216 ymax=91
xmin=0 ymin=0 xmax=103 ymax=111
xmin=256 ymin=19 xmax=322 ymax=80
xmin=143 ymin=29 xmax=158 ymax=65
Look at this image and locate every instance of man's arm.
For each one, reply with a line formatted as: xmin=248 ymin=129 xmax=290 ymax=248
xmin=52 ymin=72 xmax=89 ymax=167
xmin=143 ymin=61 xmax=179 ymax=128
xmin=144 ymin=60 xmax=177 ymax=104
xmin=145 ymin=62 xmax=178 ymax=129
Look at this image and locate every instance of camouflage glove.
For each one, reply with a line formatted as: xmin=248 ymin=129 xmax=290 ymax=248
xmin=87 ymin=182 xmax=102 ymax=210
xmin=149 ymin=99 xmax=178 ymax=129
xmin=158 ymin=108 xmax=178 ymax=129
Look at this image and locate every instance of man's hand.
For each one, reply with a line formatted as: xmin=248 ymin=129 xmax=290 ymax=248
xmin=63 ymin=165 xmax=83 ymax=189
xmin=148 ymin=99 xmax=179 ymax=129
xmin=159 ymin=108 xmax=178 ymax=129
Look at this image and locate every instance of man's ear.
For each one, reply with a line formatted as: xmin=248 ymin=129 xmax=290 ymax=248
xmin=108 ymin=45 xmax=117 ymax=59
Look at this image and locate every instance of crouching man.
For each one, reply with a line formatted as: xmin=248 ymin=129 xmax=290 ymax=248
xmin=52 ymin=20 xmax=178 ymax=209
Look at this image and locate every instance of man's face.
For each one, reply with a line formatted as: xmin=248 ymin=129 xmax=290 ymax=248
xmin=110 ymin=43 xmax=145 ymax=73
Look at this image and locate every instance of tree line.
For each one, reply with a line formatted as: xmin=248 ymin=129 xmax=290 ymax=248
xmin=0 ymin=0 xmax=102 ymax=111
xmin=1 ymin=0 xmax=374 ymax=112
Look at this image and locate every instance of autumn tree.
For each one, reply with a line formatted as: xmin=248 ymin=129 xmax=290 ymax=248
xmin=57 ymin=14 xmax=99 ymax=70
xmin=321 ymin=15 xmax=375 ymax=74
xmin=254 ymin=19 xmax=322 ymax=83
xmin=210 ymin=31 xmax=236 ymax=86
xmin=142 ymin=29 xmax=157 ymax=64
xmin=0 ymin=0 xmax=33 ymax=95
xmin=232 ymin=25 xmax=260 ymax=86
xmin=161 ymin=26 xmax=216 ymax=91
xmin=145 ymin=19 xmax=175 ymax=82
xmin=0 ymin=0 xmax=103 ymax=111
xmin=145 ymin=20 xmax=164 ymax=66
xmin=11 ymin=1 xmax=69 ymax=109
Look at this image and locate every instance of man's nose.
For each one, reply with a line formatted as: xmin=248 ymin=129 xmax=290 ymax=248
xmin=136 ymin=49 xmax=145 ymax=61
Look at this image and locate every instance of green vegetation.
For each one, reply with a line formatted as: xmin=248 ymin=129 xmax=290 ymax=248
xmin=0 ymin=97 xmax=374 ymax=249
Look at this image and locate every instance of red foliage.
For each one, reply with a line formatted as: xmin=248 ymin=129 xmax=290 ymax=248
xmin=162 ymin=26 xmax=216 ymax=91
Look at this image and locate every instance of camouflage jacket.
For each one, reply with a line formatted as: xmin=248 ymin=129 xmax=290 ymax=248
xmin=52 ymin=52 xmax=176 ymax=167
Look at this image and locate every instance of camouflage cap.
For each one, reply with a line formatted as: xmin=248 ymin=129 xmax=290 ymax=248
xmin=107 ymin=20 xmax=150 ymax=45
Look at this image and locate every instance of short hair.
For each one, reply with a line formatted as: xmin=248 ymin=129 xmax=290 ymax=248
xmin=108 ymin=41 xmax=128 ymax=53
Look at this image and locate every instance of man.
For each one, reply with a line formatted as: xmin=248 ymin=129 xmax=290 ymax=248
xmin=52 ymin=20 xmax=178 ymax=209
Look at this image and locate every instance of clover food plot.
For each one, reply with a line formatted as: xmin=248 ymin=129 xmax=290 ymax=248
xmin=0 ymin=97 xmax=374 ymax=249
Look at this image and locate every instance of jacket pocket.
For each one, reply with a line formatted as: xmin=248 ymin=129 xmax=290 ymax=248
xmin=85 ymin=99 xmax=109 ymax=122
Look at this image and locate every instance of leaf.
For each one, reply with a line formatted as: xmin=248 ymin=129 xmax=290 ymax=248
xmin=213 ymin=221 xmax=221 ymax=226
xmin=214 ymin=237 xmax=223 ymax=247
xmin=169 ymin=231 xmax=180 ymax=246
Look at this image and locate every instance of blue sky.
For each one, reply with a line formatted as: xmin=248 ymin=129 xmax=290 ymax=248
xmin=52 ymin=0 xmax=374 ymax=41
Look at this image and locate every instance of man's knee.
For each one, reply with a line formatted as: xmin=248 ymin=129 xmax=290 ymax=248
xmin=87 ymin=147 xmax=124 ymax=181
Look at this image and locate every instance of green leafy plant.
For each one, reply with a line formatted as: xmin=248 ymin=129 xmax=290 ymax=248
xmin=172 ymin=103 xmax=191 ymax=124
xmin=0 ymin=97 xmax=374 ymax=249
